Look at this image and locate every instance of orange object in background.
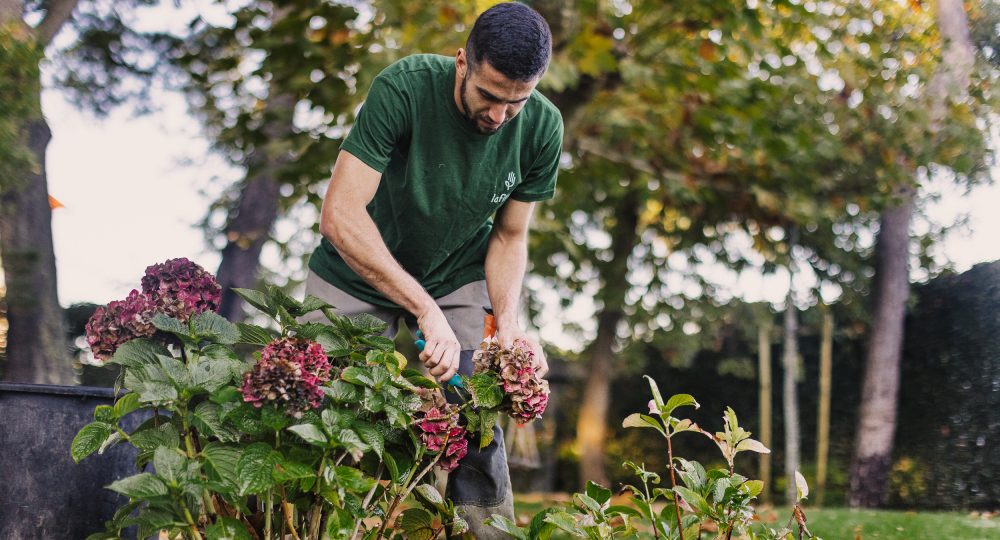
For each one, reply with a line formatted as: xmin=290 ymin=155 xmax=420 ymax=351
xmin=484 ymin=312 xmax=497 ymax=339
xmin=48 ymin=195 xmax=64 ymax=210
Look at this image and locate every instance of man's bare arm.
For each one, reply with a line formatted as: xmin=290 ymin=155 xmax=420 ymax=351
xmin=320 ymin=150 xmax=460 ymax=380
xmin=485 ymin=199 xmax=548 ymax=375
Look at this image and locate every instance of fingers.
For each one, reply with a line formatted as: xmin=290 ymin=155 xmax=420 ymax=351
xmin=419 ymin=337 xmax=460 ymax=382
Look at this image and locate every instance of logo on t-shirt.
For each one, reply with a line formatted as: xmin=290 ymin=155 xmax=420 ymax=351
xmin=491 ymin=171 xmax=517 ymax=204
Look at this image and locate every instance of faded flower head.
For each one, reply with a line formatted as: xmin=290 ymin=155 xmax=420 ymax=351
xmin=414 ymin=404 xmax=469 ymax=471
xmin=141 ymin=258 xmax=221 ymax=321
xmin=241 ymin=337 xmax=331 ymax=417
xmin=85 ymin=289 xmax=157 ymax=362
xmin=473 ymin=338 xmax=550 ymax=423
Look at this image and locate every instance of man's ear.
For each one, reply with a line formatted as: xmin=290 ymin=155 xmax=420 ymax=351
xmin=455 ymin=48 xmax=467 ymax=77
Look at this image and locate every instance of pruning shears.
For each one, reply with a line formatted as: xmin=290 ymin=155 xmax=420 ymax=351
xmin=414 ymin=330 xmax=464 ymax=389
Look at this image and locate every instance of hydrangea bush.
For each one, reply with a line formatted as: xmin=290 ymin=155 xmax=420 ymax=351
xmin=72 ymin=259 xmax=516 ymax=540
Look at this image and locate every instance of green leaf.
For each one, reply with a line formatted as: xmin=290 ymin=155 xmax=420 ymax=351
xmin=485 ymin=514 xmax=528 ymax=540
xmin=743 ymin=479 xmax=765 ymax=498
xmin=398 ymin=508 xmax=435 ymax=540
xmin=358 ymin=335 xmax=394 ymax=352
xmin=402 ymin=368 xmax=439 ymax=389
xmin=674 ymin=486 xmax=711 ymax=514
xmin=736 ymin=438 xmax=770 ymax=454
xmin=314 ymin=331 xmax=351 ymax=356
xmin=795 ymin=470 xmax=809 ymax=501
xmin=151 ymin=313 xmax=187 ymax=335
xmin=71 ymin=422 xmax=115 ymax=463
xmin=107 ymin=473 xmax=168 ymax=499
xmin=130 ymin=423 xmax=180 ymax=451
xmin=543 ymin=511 xmax=587 ymax=537
xmin=192 ymin=311 xmax=240 ymax=344
xmin=341 ymin=366 xmax=374 ymax=387
xmin=323 ymin=380 xmax=362 ymax=404
xmin=193 ymin=402 xmax=240 ymax=442
xmin=478 ymin=410 xmax=498 ymax=449
xmin=153 ymin=447 xmax=186 ymax=486
xmin=350 ymin=313 xmax=388 ymax=335
xmin=468 ymin=372 xmax=503 ymax=409
xmin=354 ymin=422 xmax=385 ymax=458
xmin=300 ymin=295 xmax=333 ymax=314
xmin=586 ymin=480 xmax=613 ymax=506
xmin=260 ymin=403 xmax=291 ymax=431
xmin=236 ymin=443 xmax=278 ymax=495
xmin=93 ymin=405 xmax=115 ymax=423
xmin=236 ymin=323 xmax=278 ymax=346
xmin=573 ymin=493 xmax=604 ymax=514
xmin=273 ymin=459 xmax=315 ymax=482
xmin=202 ymin=443 xmax=241 ymax=492
xmin=232 ymin=288 xmax=275 ymax=317
xmin=333 ymin=465 xmax=375 ymax=493
xmin=288 ymin=423 xmax=328 ymax=446
xmin=663 ymin=393 xmax=699 ymax=416
xmin=643 ymin=375 xmax=665 ymax=410
xmin=414 ymin=483 xmax=447 ymax=511
xmin=190 ymin=359 xmax=239 ymax=393
xmin=109 ymin=339 xmax=169 ymax=368
xmin=137 ymin=381 xmax=177 ymax=404
xmin=622 ymin=413 xmax=667 ymax=436
xmin=205 ymin=516 xmax=253 ymax=540
xmin=113 ymin=392 xmax=142 ymax=417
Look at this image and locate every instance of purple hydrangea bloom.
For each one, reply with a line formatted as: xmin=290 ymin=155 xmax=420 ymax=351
xmin=241 ymin=337 xmax=331 ymax=418
xmin=472 ymin=338 xmax=550 ymax=423
xmin=85 ymin=289 xmax=156 ymax=362
xmin=140 ymin=258 xmax=221 ymax=321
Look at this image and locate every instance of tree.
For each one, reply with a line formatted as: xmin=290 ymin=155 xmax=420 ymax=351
xmin=849 ymin=0 xmax=983 ymax=507
xmin=0 ymin=0 xmax=80 ymax=384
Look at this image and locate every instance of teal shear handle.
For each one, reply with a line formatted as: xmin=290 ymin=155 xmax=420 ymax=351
xmin=414 ymin=330 xmax=464 ymax=388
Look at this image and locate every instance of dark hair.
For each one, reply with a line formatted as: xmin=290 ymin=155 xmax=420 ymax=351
xmin=465 ymin=2 xmax=552 ymax=81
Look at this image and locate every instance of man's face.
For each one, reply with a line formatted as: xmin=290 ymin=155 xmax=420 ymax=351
xmin=456 ymin=50 xmax=540 ymax=135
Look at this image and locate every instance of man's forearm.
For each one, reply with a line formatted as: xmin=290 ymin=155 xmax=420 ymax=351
xmin=485 ymin=231 xmax=528 ymax=330
xmin=325 ymin=209 xmax=434 ymax=316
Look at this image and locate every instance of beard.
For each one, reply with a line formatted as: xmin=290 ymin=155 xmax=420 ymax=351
xmin=460 ymin=75 xmax=509 ymax=135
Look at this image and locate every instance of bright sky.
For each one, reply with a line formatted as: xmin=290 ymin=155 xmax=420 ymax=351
xmin=40 ymin=71 xmax=1000 ymax=350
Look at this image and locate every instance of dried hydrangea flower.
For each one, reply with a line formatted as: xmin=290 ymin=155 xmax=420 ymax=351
xmin=141 ymin=258 xmax=221 ymax=321
xmin=414 ymin=405 xmax=469 ymax=471
xmin=241 ymin=337 xmax=331 ymax=418
xmin=85 ymin=289 xmax=157 ymax=362
xmin=472 ymin=337 xmax=550 ymax=423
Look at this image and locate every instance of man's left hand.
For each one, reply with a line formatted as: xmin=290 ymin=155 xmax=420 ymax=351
xmin=496 ymin=326 xmax=548 ymax=378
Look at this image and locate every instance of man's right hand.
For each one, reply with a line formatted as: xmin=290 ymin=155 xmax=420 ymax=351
xmin=416 ymin=306 xmax=461 ymax=382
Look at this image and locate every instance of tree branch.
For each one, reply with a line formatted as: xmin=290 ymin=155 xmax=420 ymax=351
xmin=34 ymin=0 xmax=79 ymax=47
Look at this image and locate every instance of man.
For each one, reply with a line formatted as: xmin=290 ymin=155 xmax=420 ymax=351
xmin=301 ymin=2 xmax=562 ymax=536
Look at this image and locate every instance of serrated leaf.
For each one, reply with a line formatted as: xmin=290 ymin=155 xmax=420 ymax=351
xmin=130 ymin=423 xmax=180 ymax=451
xmin=71 ymin=422 xmax=115 ymax=463
xmin=190 ymin=359 xmax=238 ymax=393
xmin=236 ymin=323 xmax=277 ymax=346
xmin=359 ymin=335 xmax=394 ymax=352
xmin=300 ymin=295 xmax=333 ymax=314
xmin=232 ymin=288 xmax=274 ymax=317
xmin=137 ymin=380 xmax=177 ymax=404
xmin=414 ymin=483 xmax=446 ymax=510
xmin=151 ymin=313 xmax=188 ymax=335
xmin=193 ymin=402 xmax=239 ymax=442
xmin=107 ymin=473 xmax=168 ymax=498
xmin=153 ymin=447 xmax=186 ymax=485
xmin=202 ymin=443 xmax=241 ymax=491
xmin=350 ymin=313 xmax=389 ymax=335
xmin=478 ymin=410 xmax=498 ymax=449
xmin=402 ymin=368 xmax=439 ymax=389
xmin=273 ymin=459 xmax=315 ymax=482
xmin=354 ymin=422 xmax=384 ymax=458
xmin=205 ymin=516 xmax=253 ymax=540
xmin=341 ymin=366 xmax=374 ymax=386
xmin=288 ymin=423 xmax=328 ymax=446
xmin=323 ymin=380 xmax=362 ymax=404
xmin=236 ymin=443 xmax=278 ymax=495
xmin=108 ymin=339 xmax=169 ymax=368
xmin=334 ymin=465 xmax=375 ymax=493
xmin=315 ymin=331 xmax=351 ymax=356
xmin=192 ymin=311 xmax=240 ymax=344
xmin=468 ymin=372 xmax=503 ymax=409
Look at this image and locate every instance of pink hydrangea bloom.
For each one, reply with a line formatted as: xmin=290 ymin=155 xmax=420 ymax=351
xmin=141 ymin=258 xmax=221 ymax=322
xmin=414 ymin=405 xmax=469 ymax=471
xmin=86 ymin=289 xmax=157 ymax=362
xmin=241 ymin=337 xmax=331 ymax=418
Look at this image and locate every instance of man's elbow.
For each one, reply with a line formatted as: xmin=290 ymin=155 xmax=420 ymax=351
xmin=319 ymin=207 xmax=348 ymax=247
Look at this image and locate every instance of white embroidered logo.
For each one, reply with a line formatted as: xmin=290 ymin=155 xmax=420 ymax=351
xmin=491 ymin=171 xmax=517 ymax=204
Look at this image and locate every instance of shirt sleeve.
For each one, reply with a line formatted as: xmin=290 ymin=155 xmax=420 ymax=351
xmin=510 ymin=113 xmax=564 ymax=202
xmin=340 ymin=76 xmax=410 ymax=173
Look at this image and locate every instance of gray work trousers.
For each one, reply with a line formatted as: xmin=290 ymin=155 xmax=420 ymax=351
xmin=299 ymin=272 xmax=514 ymax=538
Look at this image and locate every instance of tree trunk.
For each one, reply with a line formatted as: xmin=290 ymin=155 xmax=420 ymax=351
xmin=0 ymin=2 xmax=78 ymax=383
xmin=215 ymin=92 xmax=295 ymax=321
xmin=575 ymin=191 xmax=639 ymax=488
xmin=848 ymin=0 xmax=974 ymax=507
xmin=781 ymin=281 xmax=800 ymax=504
xmin=816 ymin=310 xmax=833 ymax=506
xmin=757 ymin=322 xmax=773 ymax=503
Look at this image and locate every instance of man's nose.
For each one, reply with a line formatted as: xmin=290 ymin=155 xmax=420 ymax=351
xmin=488 ymin=104 xmax=507 ymax=125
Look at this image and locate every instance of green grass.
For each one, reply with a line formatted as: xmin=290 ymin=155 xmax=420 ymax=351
xmin=512 ymin=495 xmax=1000 ymax=539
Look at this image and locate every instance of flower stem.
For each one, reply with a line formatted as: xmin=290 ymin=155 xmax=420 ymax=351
xmin=665 ymin=430 xmax=684 ymax=540
xmin=181 ymin=501 xmax=204 ymax=540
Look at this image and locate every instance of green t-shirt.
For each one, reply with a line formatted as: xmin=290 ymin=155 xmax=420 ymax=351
xmin=308 ymin=54 xmax=564 ymax=308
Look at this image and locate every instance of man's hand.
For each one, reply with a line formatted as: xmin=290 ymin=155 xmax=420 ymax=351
xmin=416 ymin=306 xmax=461 ymax=382
xmin=496 ymin=325 xmax=548 ymax=377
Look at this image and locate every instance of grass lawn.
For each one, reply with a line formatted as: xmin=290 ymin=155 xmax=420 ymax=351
xmin=513 ymin=494 xmax=1000 ymax=539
